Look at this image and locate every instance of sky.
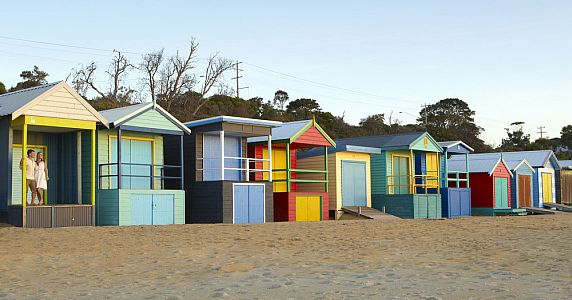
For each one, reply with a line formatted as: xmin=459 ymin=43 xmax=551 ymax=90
xmin=1 ymin=0 xmax=570 ymax=146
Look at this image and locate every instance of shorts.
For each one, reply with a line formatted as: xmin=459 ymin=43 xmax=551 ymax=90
xmin=26 ymin=180 xmax=37 ymax=192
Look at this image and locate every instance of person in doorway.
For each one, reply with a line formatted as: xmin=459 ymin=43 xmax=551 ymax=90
xmin=35 ymin=152 xmax=48 ymax=205
xmin=19 ymin=149 xmax=37 ymax=205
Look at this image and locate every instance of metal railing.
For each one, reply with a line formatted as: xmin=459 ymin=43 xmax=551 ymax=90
xmin=196 ymin=156 xmax=271 ymax=181
xmin=387 ymin=174 xmax=440 ymax=195
xmin=98 ymin=163 xmax=182 ymax=189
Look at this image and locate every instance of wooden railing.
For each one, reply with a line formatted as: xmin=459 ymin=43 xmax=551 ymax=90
xmin=98 ymin=163 xmax=182 ymax=190
xmin=387 ymin=173 xmax=440 ymax=195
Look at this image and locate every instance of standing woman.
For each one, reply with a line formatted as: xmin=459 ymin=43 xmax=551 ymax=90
xmin=35 ymin=152 xmax=49 ymax=205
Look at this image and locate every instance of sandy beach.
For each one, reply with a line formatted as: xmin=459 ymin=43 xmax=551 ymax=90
xmin=0 ymin=214 xmax=571 ymax=299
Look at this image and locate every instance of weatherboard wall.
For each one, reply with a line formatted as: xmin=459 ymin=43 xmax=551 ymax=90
xmin=122 ymin=109 xmax=180 ymax=132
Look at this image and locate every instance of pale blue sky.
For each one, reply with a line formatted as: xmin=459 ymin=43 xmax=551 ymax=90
xmin=1 ymin=0 xmax=570 ymax=145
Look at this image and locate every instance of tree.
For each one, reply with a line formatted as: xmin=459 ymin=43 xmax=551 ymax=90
xmin=418 ymin=98 xmax=491 ymax=152
xmin=359 ymin=114 xmax=390 ymax=135
xmin=561 ymin=125 xmax=572 ymax=149
xmin=500 ymin=122 xmax=531 ymax=151
xmin=0 ymin=81 xmax=6 ymax=94
xmin=286 ymin=98 xmax=322 ymax=120
xmin=69 ymin=51 xmax=135 ymax=104
xmin=9 ymin=66 xmax=49 ymax=91
xmin=273 ymin=90 xmax=289 ymax=110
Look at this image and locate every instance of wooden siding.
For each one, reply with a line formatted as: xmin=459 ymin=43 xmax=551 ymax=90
xmin=188 ymin=181 xmax=273 ymax=224
xmin=372 ymin=194 xmax=441 ymax=218
xmin=294 ymin=125 xmax=331 ymax=146
xmin=81 ymin=131 xmax=93 ymax=204
xmin=122 ymin=109 xmax=181 ymax=132
xmin=97 ymin=189 xmax=184 ymax=226
xmin=296 ymin=154 xmax=336 ymax=209
xmin=25 ymin=85 xmax=99 ymax=121
xmin=410 ymin=133 xmax=441 ymax=152
xmin=469 ymin=173 xmax=494 ymax=208
xmin=370 ymin=153 xmax=386 ymax=195
xmin=0 ymin=117 xmax=12 ymax=211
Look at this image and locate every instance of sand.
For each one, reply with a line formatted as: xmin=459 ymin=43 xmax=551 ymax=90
xmin=0 ymin=214 xmax=571 ymax=299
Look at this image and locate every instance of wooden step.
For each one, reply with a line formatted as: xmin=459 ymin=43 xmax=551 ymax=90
xmin=543 ymin=203 xmax=572 ymax=212
xmin=341 ymin=206 xmax=401 ymax=221
xmin=524 ymin=207 xmax=556 ymax=215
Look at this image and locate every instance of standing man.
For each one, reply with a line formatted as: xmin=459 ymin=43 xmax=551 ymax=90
xmin=19 ymin=149 xmax=37 ymax=205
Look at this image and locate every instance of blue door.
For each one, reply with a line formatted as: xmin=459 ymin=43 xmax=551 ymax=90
xmin=131 ymin=139 xmax=153 ymax=189
xmin=234 ymin=184 xmax=265 ymax=224
xmin=341 ymin=161 xmax=367 ymax=207
xmin=152 ymin=194 xmax=174 ymax=225
xmin=449 ymin=189 xmax=461 ymax=217
xmin=131 ymin=194 xmax=153 ymax=225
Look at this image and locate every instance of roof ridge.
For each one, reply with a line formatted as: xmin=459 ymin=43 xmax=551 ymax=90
xmin=0 ymin=81 xmax=60 ymax=98
xmin=337 ymin=131 xmax=425 ymax=141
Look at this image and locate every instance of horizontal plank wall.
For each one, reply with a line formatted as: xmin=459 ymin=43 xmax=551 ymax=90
xmin=122 ymin=109 xmax=180 ymax=132
xmin=370 ymin=153 xmax=387 ymax=195
xmin=0 ymin=117 xmax=12 ymax=211
xmin=25 ymin=85 xmax=100 ymax=121
xmin=188 ymin=181 xmax=223 ymax=223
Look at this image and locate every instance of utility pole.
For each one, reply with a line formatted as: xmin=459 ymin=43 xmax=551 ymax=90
xmin=538 ymin=126 xmax=546 ymax=139
xmin=231 ymin=61 xmax=248 ymax=99
xmin=422 ymin=103 xmax=429 ymax=128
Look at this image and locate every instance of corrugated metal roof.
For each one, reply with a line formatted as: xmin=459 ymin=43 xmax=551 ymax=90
xmin=99 ymin=103 xmax=149 ymax=124
xmin=298 ymin=143 xmax=380 ymax=158
xmin=0 ymin=82 xmax=60 ymax=116
xmin=332 ymin=132 xmax=426 ymax=150
xmin=437 ymin=141 xmax=474 ymax=153
xmin=185 ymin=115 xmax=282 ymax=128
xmin=449 ymin=153 xmax=501 ymax=173
xmin=488 ymin=150 xmax=557 ymax=168
xmin=248 ymin=120 xmax=310 ymax=143
xmin=560 ymin=160 xmax=572 ymax=169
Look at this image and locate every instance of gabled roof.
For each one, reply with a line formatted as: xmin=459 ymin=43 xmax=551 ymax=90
xmin=333 ymin=131 xmax=442 ymax=152
xmin=298 ymin=143 xmax=381 ymax=159
xmin=247 ymin=119 xmax=336 ymax=146
xmin=0 ymin=82 xmax=60 ymax=116
xmin=487 ymin=150 xmax=560 ymax=170
xmin=560 ymin=160 xmax=572 ymax=169
xmin=0 ymin=81 xmax=108 ymax=126
xmin=437 ymin=141 xmax=474 ymax=153
xmin=184 ymin=115 xmax=282 ymax=128
xmin=100 ymin=102 xmax=191 ymax=134
xmin=449 ymin=153 xmax=512 ymax=176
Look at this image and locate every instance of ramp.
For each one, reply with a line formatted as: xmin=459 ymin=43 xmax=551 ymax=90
xmin=341 ymin=206 xmax=400 ymax=221
xmin=525 ymin=207 xmax=556 ymax=215
xmin=543 ymin=203 xmax=572 ymax=212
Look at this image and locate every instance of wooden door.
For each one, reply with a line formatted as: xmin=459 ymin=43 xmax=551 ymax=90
xmin=263 ymin=147 xmax=287 ymax=192
xmin=152 ymin=194 xmax=174 ymax=225
xmin=425 ymin=153 xmax=439 ymax=188
xmin=130 ymin=194 xmax=153 ymax=225
xmin=233 ymin=184 xmax=265 ymax=224
xmin=392 ymin=156 xmax=410 ymax=194
xmin=495 ymin=177 xmax=509 ymax=208
xmin=295 ymin=196 xmax=321 ymax=221
xmin=223 ymin=135 xmax=242 ymax=181
xmin=341 ymin=161 xmax=367 ymax=207
xmin=518 ymin=175 xmax=531 ymax=207
xmin=542 ymin=173 xmax=553 ymax=203
xmin=562 ymin=172 xmax=572 ymax=205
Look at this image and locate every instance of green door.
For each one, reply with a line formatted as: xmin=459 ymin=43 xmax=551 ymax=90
xmin=495 ymin=177 xmax=509 ymax=208
xmin=392 ymin=156 xmax=410 ymax=194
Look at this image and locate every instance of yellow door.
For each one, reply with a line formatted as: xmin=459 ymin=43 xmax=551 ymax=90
xmin=263 ymin=147 xmax=287 ymax=192
xmin=542 ymin=173 xmax=553 ymax=203
xmin=295 ymin=196 xmax=321 ymax=221
xmin=426 ymin=153 xmax=439 ymax=188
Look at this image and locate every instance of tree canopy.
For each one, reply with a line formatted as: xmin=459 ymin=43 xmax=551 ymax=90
xmin=418 ymin=98 xmax=491 ymax=152
xmin=8 ymin=66 xmax=49 ymax=92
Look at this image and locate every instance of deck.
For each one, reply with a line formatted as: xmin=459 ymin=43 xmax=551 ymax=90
xmin=7 ymin=204 xmax=94 ymax=228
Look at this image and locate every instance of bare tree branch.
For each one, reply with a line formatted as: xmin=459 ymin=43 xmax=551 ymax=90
xmin=191 ymin=54 xmax=233 ymax=116
xmin=68 ymin=62 xmax=106 ymax=98
xmin=140 ymin=49 xmax=164 ymax=102
xmin=106 ymin=50 xmax=134 ymax=100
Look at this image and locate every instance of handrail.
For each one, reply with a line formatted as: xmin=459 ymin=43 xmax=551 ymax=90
xmin=98 ymin=163 xmax=182 ymax=190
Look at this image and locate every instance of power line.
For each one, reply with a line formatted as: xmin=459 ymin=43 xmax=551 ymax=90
xmin=0 ymin=35 xmax=141 ymax=55
xmin=242 ymin=61 xmax=422 ymax=105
